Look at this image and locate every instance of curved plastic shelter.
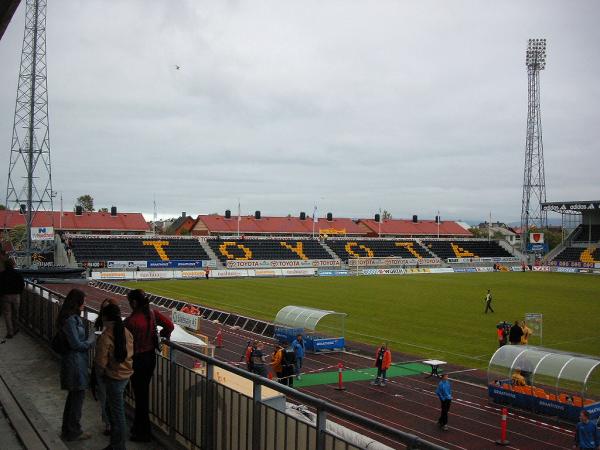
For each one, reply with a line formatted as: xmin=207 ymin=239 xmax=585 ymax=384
xmin=273 ymin=306 xmax=347 ymax=352
xmin=488 ymin=345 xmax=600 ymax=421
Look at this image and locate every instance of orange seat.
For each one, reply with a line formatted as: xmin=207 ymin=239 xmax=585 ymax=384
xmin=558 ymin=394 xmax=569 ymax=403
xmin=533 ymin=388 xmax=546 ymax=398
xmin=522 ymin=386 xmax=533 ymax=396
xmin=584 ymin=399 xmax=594 ymax=406
xmin=502 ymin=384 xmax=511 ymax=391
xmin=572 ymin=396 xmax=583 ymax=407
xmin=547 ymin=394 xmax=557 ymax=401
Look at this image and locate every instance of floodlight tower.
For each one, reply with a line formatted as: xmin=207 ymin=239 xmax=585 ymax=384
xmin=5 ymin=0 xmax=54 ymax=265
xmin=520 ymin=38 xmax=547 ymax=253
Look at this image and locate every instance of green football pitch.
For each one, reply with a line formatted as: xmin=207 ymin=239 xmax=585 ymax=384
xmin=120 ymin=273 xmax=600 ymax=369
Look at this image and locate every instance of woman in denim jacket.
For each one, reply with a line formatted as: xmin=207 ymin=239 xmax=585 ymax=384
xmin=57 ymin=288 xmax=95 ymax=441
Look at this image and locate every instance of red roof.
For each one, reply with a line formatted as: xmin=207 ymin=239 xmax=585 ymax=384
xmin=361 ymin=219 xmax=472 ymax=236
xmin=0 ymin=210 xmax=149 ymax=232
xmin=195 ymin=215 xmax=370 ymax=235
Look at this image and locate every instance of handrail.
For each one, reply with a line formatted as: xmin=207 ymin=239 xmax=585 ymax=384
xmin=23 ymin=281 xmax=448 ymax=450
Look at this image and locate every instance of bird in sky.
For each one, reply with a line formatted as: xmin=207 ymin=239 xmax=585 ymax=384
xmin=174 ymin=65 xmax=180 ymax=70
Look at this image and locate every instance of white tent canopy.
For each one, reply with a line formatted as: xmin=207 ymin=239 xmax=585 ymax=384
xmin=274 ymin=305 xmax=346 ymax=331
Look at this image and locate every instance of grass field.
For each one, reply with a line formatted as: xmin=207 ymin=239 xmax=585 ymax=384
xmin=120 ymin=273 xmax=600 ymax=369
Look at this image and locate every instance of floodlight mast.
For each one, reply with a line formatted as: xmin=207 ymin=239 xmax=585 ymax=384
xmin=520 ymin=39 xmax=547 ymax=255
xmin=5 ymin=0 xmax=54 ymax=266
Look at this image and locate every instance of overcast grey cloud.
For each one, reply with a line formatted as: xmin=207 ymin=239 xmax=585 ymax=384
xmin=1 ymin=0 xmax=599 ymax=223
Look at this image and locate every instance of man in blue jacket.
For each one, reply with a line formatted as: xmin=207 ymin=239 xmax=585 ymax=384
xmin=435 ymin=373 xmax=452 ymax=431
xmin=292 ymin=334 xmax=305 ymax=380
xmin=574 ymin=410 xmax=599 ymax=450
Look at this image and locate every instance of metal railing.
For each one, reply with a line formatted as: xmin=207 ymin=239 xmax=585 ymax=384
xmin=18 ymin=281 xmax=447 ymax=450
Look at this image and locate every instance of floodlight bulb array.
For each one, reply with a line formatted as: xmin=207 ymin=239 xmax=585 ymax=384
xmin=526 ymin=38 xmax=547 ymax=70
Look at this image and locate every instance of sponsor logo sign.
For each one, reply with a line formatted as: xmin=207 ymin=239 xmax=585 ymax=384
xmin=319 ymin=270 xmax=349 ymax=277
xmin=92 ymin=271 xmax=132 ymax=280
xmin=179 ymin=270 xmax=207 ymax=278
xmin=351 ymin=257 xmax=440 ymax=267
xmin=556 ymin=267 xmax=577 ymax=273
xmin=254 ymin=269 xmax=280 ymax=277
xmin=527 ymin=243 xmax=548 ymax=253
xmin=226 ymin=259 xmax=340 ymax=269
xmin=107 ymin=261 xmax=148 ymax=269
xmin=476 ymin=267 xmax=494 ymax=272
xmin=210 ymin=269 xmax=250 ymax=278
xmin=135 ymin=271 xmax=171 ymax=279
xmin=147 ymin=260 xmax=204 ymax=268
xmin=281 ymin=268 xmax=317 ymax=276
xmin=172 ymin=310 xmax=200 ymax=331
xmin=31 ymin=226 xmax=54 ymax=241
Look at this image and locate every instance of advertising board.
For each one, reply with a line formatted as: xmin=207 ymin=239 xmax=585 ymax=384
xmin=226 ymin=259 xmax=340 ymax=269
xmin=318 ymin=270 xmax=349 ymax=277
xmin=351 ymin=257 xmax=440 ymax=267
xmin=30 ymin=226 xmax=54 ymax=241
xmin=91 ymin=271 xmax=133 ymax=280
xmin=280 ymin=268 xmax=317 ymax=276
xmin=147 ymin=260 xmax=205 ymax=268
xmin=107 ymin=261 xmax=148 ymax=269
xmin=172 ymin=310 xmax=200 ymax=331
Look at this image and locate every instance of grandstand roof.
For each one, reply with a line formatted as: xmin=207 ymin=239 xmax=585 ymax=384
xmin=193 ymin=215 xmax=370 ymax=236
xmin=0 ymin=210 xmax=150 ymax=232
xmin=361 ymin=219 xmax=472 ymax=236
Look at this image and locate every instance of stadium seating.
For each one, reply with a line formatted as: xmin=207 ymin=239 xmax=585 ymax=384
xmin=326 ymin=240 xmax=430 ymax=262
xmin=421 ymin=240 xmax=512 ymax=260
xmin=207 ymin=239 xmax=333 ymax=263
xmin=573 ymin=225 xmax=600 ymax=243
xmin=70 ymin=237 xmax=210 ymax=262
xmin=552 ymin=246 xmax=599 ymax=263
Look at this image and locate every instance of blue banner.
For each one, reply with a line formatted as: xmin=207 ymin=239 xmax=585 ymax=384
xmin=527 ymin=243 xmax=548 ymax=253
xmin=147 ymin=260 xmax=204 ymax=268
xmin=318 ymin=270 xmax=349 ymax=277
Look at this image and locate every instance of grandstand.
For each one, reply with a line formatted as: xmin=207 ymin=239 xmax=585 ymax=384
xmin=207 ymin=238 xmax=333 ymax=264
xmin=69 ymin=236 xmax=210 ymax=265
xmin=421 ymin=239 xmax=513 ymax=260
xmin=326 ymin=239 xmax=430 ymax=261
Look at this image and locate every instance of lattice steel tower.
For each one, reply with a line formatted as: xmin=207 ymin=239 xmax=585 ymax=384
xmin=520 ymin=38 xmax=547 ymax=253
xmin=5 ymin=0 xmax=54 ymax=265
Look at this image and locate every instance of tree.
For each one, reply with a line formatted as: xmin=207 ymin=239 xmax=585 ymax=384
xmin=9 ymin=225 xmax=26 ymax=250
xmin=75 ymin=195 xmax=94 ymax=211
xmin=98 ymin=207 xmax=109 ymax=213
xmin=0 ymin=204 xmax=6 ymax=210
xmin=382 ymin=210 xmax=392 ymax=220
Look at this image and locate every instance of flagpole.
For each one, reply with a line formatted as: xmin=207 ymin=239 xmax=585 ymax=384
xmin=312 ymin=205 xmax=317 ymax=238
xmin=488 ymin=211 xmax=491 ymax=243
xmin=60 ymin=193 xmax=63 ymax=230
xmin=237 ymin=199 xmax=241 ymax=238
xmin=437 ymin=210 xmax=440 ymax=239
xmin=378 ymin=208 xmax=381 ymax=238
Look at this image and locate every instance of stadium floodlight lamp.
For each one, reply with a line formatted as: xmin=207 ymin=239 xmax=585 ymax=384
xmin=526 ymin=38 xmax=546 ymax=70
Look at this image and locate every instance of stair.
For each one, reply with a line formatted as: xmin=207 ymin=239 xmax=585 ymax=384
xmin=415 ymin=239 xmax=438 ymax=258
xmin=199 ymin=239 xmax=224 ymax=268
xmin=319 ymin=240 xmax=342 ymax=261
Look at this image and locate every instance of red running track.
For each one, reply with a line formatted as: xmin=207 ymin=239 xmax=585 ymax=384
xmin=45 ymin=283 xmax=574 ymax=450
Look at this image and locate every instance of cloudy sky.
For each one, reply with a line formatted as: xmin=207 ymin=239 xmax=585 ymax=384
xmin=1 ymin=0 xmax=598 ymax=223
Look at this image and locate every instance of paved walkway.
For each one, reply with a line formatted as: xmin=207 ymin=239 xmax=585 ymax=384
xmin=0 ymin=320 xmax=169 ymax=450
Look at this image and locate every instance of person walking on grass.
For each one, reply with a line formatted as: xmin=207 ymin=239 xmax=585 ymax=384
xmin=57 ymin=289 xmax=96 ymax=442
xmin=484 ymin=289 xmax=494 ymax=314
xmin=574 ymin=410 xmax=599 ymax=450
xmin=371 ymin=343 xmax=392 ymax=386
xmin=435 ymin=373 xmax=452 ymax=431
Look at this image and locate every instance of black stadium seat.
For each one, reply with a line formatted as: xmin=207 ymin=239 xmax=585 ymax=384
xmin=326 ymin=239 xmax=429 ymax=262
xmin=207 ymin=239 xmax=332 ymax=263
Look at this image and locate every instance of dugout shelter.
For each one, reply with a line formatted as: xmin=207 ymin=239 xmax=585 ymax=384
xmin=488 ymin=345 xmax=600 ymax=421
xmin=273 ymin=305 xmax=346 ymax=352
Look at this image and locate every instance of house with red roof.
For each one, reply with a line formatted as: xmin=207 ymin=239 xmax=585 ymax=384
xmin=0 ymin=210 xmax=150 ymax=234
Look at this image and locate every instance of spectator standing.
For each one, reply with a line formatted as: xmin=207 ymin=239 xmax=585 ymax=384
xmin=271 ymin=344 xmax=284 ymax=383
xmin=282 ymin=343 xmax=297 ymax=387
xmin=57 ymin=289 xmax=95 ymax=442
xmin=509 ymin=320 xmax=524 ymax=345
xmin=0 ymin=253 xmax=25 ymax=338
xmin=95 ymin=303 xmax=134 ymax=450
xmin=435 ymin=373 xmax=452 ymax=431
xmin=574 ymin=410 xmax=599 ymax=450
xmin=251 ymin=342 xmax=268 ymax=377
xmin=242 ymin=341 xmax=255 ymax=372
xmin=520 ymin=321 xmax=532 ymax=345
xmin=484 ymin=289 xmax=494 ymax=314
xmin=371 ymin=343 xmax=392 ymax=386
xmin=92 ymin=298 xmax=117 ymax=436
xmin=292 ymin=334 xmax=305 ymax=380
xmin=124 ymin=289 xmax=174 ymax=442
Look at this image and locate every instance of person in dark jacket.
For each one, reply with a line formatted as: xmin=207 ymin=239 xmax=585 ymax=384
xmin=124 ymin=289 xmax=174 ymax=442
xmin=57 ymin=288 xmax=95 ymax=442
xmin=508 ymin=320 xmax=524 ymax=345
xmin=0 ymin=254 xmax=25 ymax=338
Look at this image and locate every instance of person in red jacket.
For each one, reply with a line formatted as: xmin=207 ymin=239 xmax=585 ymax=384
xmin=371 ymin=343 xmax=392 ymax=386
xmin=124 ymin=289 xmax=174 ymax=442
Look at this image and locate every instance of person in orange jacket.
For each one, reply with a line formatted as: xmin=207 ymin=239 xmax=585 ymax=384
xmin=371 ymin=343 xmax=392 ymax=386
xmin=271 ymin=343 xmax=285 ymax=384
